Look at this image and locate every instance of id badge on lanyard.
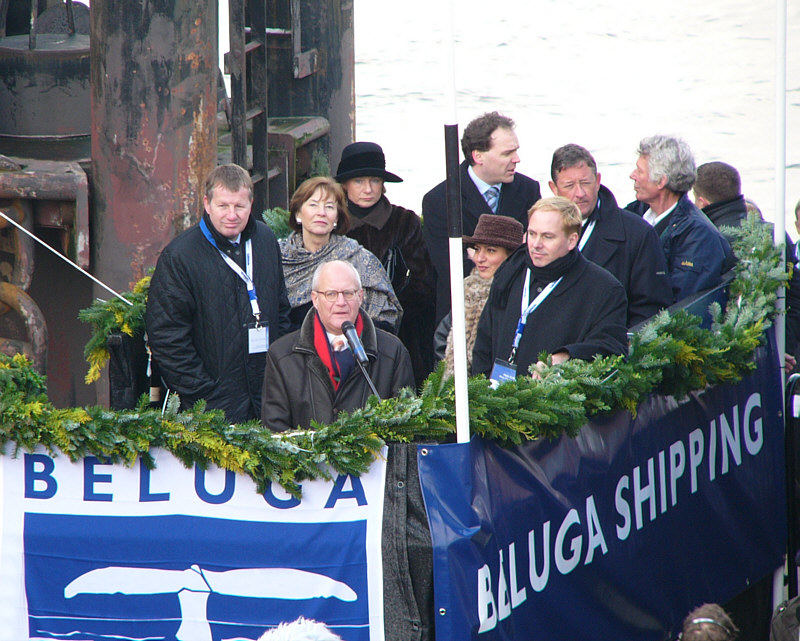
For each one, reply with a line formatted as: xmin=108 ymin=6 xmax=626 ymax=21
xmin=247 ymin=322 xmax=269 ymax=354
xmin=200 ymin=219 xmax=268 ymax=354
xmin=489 ymin=358 xmax=517 ymax=389
xmin=493 ymin=269 xmax=561 ymax=385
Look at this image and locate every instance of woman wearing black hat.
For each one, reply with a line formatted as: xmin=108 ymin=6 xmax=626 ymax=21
xmin=335 ymin=142 xmax=436 ymax=389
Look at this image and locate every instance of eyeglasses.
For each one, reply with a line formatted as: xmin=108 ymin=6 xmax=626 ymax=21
xmin=314 ymin=289 xmax=360 ymax=302
xmin=676 ymin=618 xmax=734 ymax=640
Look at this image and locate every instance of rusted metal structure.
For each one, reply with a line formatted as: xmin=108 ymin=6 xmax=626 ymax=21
xmin=223 ymin=0 xmax=353 ymax=213
xmin=0 ymin=0 xmax=355 ymax=407
xmin=90 ymin=0 xmax=218 ymax=289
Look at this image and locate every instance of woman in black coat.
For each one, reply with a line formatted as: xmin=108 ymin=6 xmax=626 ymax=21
xmin=336 ymin=142 xmax=437 ymax=389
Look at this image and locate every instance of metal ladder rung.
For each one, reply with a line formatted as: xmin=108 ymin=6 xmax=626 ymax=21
xmin=244 ymin=40 xmax=261 ymax=55
xmin=246 ymin=107 xmax=264 ymax=121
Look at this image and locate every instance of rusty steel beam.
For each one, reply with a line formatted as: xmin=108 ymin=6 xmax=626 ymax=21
xmin=0 ymin=198 xmax=34 ymax=291
xmin=0 ymin=158 xmax=90 ymax=267
xmin=90 ymin=0 xmax=217 ymax=290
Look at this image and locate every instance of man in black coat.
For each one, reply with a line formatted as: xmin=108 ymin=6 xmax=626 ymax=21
xmin=261 ymin=260 xmax=414 ymax=432
xmin=548 ymin=144 xmax=673 ymax=327
xmin=693 ymin=161 xmax=758 ymax=229
xmin=145 ymin=164 xmax=291 ymax=423
xmin=472 ymin=197 xmax=628 ymax=382
xmin=260 ymin=261 xmax=431 ymax=641
xmin=694 ymin=160 xmax=800 ymax=372
xmin=422 ymin=111 xmax=541 ymax=323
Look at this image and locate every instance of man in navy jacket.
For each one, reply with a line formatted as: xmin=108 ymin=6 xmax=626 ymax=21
xmin=549 ymin=144 xmax=673 ymax=326
xmin=422 ymin=111 xmax=541 ymax=323
xmin=627 ymin=135 xmax=735 ymax=302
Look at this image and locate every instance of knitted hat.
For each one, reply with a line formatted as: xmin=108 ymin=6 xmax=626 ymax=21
xmin=462 ymin=214 xmax=524 ymax=251
xmin=334 ymin=142 xmax=403 ymax=183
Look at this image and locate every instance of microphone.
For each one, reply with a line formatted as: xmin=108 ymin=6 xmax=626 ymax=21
xmin=341 ymin=321 xmax=368 ymax=366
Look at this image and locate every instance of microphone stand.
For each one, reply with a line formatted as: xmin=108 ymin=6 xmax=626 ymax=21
xmin=341 ymin=320 xmax=381 ymax=400
xmin=355 ymin=358 xmax=381 ymax=401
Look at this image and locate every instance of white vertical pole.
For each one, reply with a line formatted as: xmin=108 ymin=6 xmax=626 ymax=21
xmin=218 ymin=0 xmax=232 ymax=98
xmin=442 ymin=0 xmax=471 ymax=444
xmin=774 ymin=0 xmax=788 ymax=613
xmin=775 ymin=0 xmax=787 ymax=361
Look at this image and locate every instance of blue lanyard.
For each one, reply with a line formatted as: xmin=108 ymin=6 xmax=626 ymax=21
xmin=199 ymin=218 xmax=261 ymax=324
xmin=508 ymin=269 xmax=562 ymax=364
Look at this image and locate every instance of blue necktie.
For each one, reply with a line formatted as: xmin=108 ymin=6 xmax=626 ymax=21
xmin=484 ymin=186 xmax=500 ymax=213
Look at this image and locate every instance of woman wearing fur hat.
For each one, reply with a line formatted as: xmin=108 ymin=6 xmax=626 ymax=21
xmin=435 ymin=213 xmax=524 ymax=375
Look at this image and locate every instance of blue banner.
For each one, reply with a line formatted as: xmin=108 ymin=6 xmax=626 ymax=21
xmin=0 ymin=448 xmax=388 ymax=640
xmin=419 ymin=328 xmax=786 ymax=641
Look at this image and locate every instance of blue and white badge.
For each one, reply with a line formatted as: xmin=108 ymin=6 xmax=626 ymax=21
xmin=247 ymin=321 xmax=268 ymax=354
xmin=507 ymin=271 xmax=562 ymax=365
xmin=489 ymin=359 xmax=517 ymax=389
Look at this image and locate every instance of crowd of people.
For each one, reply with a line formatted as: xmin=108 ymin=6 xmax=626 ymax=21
xmin=141 ymin=112 xmax=798 ymax=640
xmin=146 ymin=110 xmax=798 ymax=430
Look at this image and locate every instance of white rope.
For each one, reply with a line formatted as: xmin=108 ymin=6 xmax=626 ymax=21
xmin=0 ymin=210 xmax=133 ymax=307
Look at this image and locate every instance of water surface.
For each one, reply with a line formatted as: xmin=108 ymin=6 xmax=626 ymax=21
xmin=354 ymin=0 xmax=800 ymax=234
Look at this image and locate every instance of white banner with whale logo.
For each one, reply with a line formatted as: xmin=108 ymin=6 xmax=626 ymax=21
xmin=0 ymin=447 xmax=387 ymax=641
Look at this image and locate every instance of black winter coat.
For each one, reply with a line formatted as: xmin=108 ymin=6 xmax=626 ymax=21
xmin=347 ymin=197 xmax=437 ymax=388
xmin=702 ymin=195 xmax=749 ymax=229
xmin=472 ymin=247 xmax=628 ymax=378
xmin=145 ymin=214 xmax=291 ymax=423
xmin=261 ymin=309 xmax=415 ymax=431
xmin=702 ymin=195 xmax=800 ymax=354
xmin=422 ymin=161 xmax=541 ymax=323
xmin=582 ymin=185 xmax=673 ymax=326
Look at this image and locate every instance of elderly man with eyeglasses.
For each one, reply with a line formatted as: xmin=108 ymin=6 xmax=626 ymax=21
xmin=262 ymin=260 xmax=436 ymax=641
xmin=261 ymin=260 xmax=414 ymax=431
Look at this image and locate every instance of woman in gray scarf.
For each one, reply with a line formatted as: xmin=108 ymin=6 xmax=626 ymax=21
xmin=279 ymin=176 xmax=402 ymax=333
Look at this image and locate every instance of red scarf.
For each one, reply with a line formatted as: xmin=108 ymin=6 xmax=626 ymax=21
xmin=313 ymin=312 xmax=364 ymax=390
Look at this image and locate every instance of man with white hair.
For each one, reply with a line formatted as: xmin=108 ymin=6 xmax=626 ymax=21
xmin=260 ymin=261 xmax=434 ymax=641
xmin=258 ymin=617 xmax=342 ymax=641
xmin=628 ymin=135 xmax=735 ymax=302
xmin=261 ymin=259 xmax=414 ymax=431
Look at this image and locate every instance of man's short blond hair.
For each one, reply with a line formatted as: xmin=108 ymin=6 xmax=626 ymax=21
xmin=205 ymin=163 xmax=253 ymax=201
xmin=528 ymin=196 xmax=582 ymax=236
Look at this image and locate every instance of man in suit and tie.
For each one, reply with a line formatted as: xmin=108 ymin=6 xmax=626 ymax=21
xmin=422 ymin=111 xmax=542 ymax=323
xmin=548 ymin=144 xmax=673 ymax=327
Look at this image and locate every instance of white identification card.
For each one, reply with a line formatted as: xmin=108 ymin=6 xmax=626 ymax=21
xmin=247 ymin=322 xmax=268 ymax=354
xmin=489 ymin=358 xmax=517 ymax=389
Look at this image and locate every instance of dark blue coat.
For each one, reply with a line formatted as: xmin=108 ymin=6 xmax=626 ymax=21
xmin=582 ymin=185 xmax=673 ymax=326
xmin=629 ymin=195 xmax=735 ymax=302
xmin=422 ymin=161 xmax=541 ymax=323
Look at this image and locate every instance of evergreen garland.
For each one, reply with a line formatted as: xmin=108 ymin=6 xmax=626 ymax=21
xmin=262 ymin=208 xmax=292 ymax=240
xmin=0 ymin=215 xmax=787 ymax=496
xmin=78 ymin=276 xmax=150 ymax=383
